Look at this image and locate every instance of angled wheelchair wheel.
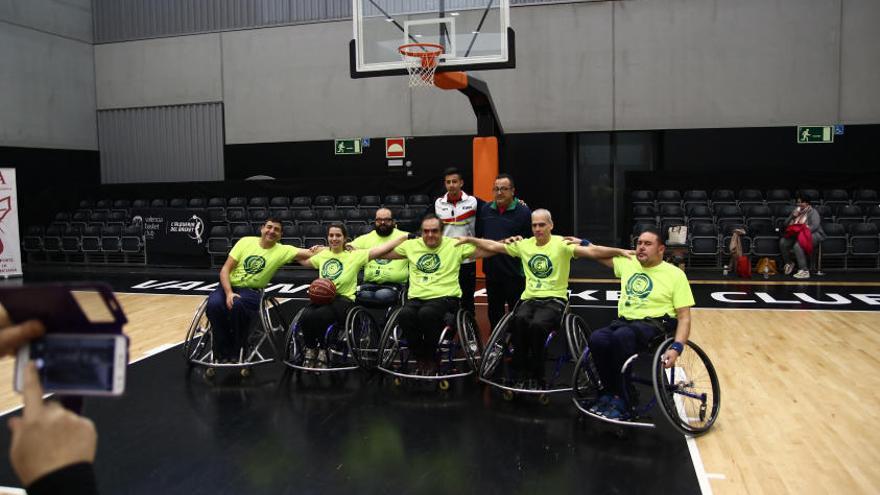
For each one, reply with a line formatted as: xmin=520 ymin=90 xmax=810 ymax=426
xmin=456 ymin=310 xmax=483 ymax=372
xmin=260 ymin=296 xmax=288 ymax=351
xmin=183 ymin=298 xmax=212 ymax=363
xmin=652 ymin=339 xmax=721 ymax=436
xmin=346 ymin=306 xmax=380 ymax=368
xmin=563 ymin=313 xmax=590 ymax=361
xmin=377 ymin=307 xmax=404 ymax=369
xmin=282 ymin=307 xmax=307 ymax=365
xmin=480 ymin=311 xmax=514 ymax=379
xmin=571 ymin=347 xmax=603 ymax=409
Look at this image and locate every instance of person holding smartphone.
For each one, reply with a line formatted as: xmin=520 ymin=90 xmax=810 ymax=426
xmin=1 ymin=317 xmax=99 ymax=494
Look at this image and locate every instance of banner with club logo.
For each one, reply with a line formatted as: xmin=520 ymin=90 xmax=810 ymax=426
xmin=130 ymin=208 xmax=208 ymax=267
xmin=0 ymin=168 xmax=23 ymax=277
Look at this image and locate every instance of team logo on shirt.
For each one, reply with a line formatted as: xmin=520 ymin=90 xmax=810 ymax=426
xmin=322 ymin=259 xmax=344 ymax=280
xmin=527 ymin=254 xmax=553 ymax=278
xmin=416 ymin=253 xmax=441 ymax=273
xmin=243 ymin=255 xmax=266 ymax=274
xmin=624 ymin=273 xmax=653 ymax=306
xmin=375 ymin=259 xmax=391 ymax=265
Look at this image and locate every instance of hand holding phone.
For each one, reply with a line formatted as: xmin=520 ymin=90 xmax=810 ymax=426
xmin=15 ymin=334 xmax=128 ymax=396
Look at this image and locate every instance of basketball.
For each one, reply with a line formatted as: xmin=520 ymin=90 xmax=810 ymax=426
xmin=308 ymin=278 xmax=336 ymax=305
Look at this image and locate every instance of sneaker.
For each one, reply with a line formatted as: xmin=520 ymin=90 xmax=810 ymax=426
xmin=303 ymin=348 xmax=317 ymax=366
xmin=783 ymin=262 xmax=794 ymax=275
xmin=793 ymin=270 xmax=810 ymax=279
xmin=316 ymin=350 xmax=328 ymax=369
xmin=588 ymin=394 xmax=613 ymax=414
xmin=600 ymin=397 xmax=630 ymax=420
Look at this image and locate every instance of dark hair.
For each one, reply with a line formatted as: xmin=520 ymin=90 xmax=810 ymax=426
xmin=443 ymin=167 xmax=463 ymax=181
xmin=795 ymin=196 xmax=811 ymax=205
xmin=265 ymin=217 xmax=283 ymax=226
xmin=639 ymin=227 xmax=665 ymax=246
xmin=421 ymin=214 xmax=442 ymax=231
xmin=495 ymin=173 xmax=515 ymax=188
xmin=326 ymin=222 xmax=348 ymax=241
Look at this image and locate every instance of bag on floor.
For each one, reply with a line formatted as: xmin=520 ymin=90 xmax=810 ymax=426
xmin=736 ymin=255 xmax=752 ymax=279
xmin=755 ymin=257 xmax=778 ymax=276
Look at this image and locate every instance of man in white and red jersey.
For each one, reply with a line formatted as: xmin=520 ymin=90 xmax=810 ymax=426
xmin=432 ymin=167 xmax=482 ymax=315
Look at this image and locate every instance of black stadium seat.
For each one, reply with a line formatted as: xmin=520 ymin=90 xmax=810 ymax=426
xmin=313 ymin=195 xmax=335 ymax=209
xmin=822 ymin=189 xmax=850 ymax=209
xmin=711 ymin=189 xmax=736 ymax=206
xmin=336 ymin=195 xmax=358 ymax=209
xmin=631 ymin=190 xmax=654 ymax=207
xmin=408 ymin=194 xmax=431 ymax=209
xmin=169 ymin=198 xmax=187 ymax=208
xmin=836 ymin=205 xmax=864 ymax=230
xmin=656 ymin=190 xmax=681 ymax=206
xmin=819 ymin=223 xmax=848 ymax=270
xmin=853 ymin=189 xmax=878 ymax=210
xmin=848 ymin=223 xmax=880 ymax=269
xmin=688 ymin=222 xmax=719 ymax=268
xmin=738 ymin=189 xmax=763 ymax=208
xmin=683 ymin=190 xmax=708 ymax=207
xmin=360 ymin=195 xmax=381 ymax=209
xmin=384 ymin=194 xmax=406 ymax=208
xmin=291 ymin=196 xmax=312 ymax=209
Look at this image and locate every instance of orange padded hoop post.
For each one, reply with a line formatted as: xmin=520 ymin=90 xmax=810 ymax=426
xmin=434 ymin=71 xmax=468 ymax=90
xmin=473 ymin=136 xmax=499 ymax=278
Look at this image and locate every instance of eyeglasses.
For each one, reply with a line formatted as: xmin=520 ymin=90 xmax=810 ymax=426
xmin=493 ymin=187 xmax=512 ymax=192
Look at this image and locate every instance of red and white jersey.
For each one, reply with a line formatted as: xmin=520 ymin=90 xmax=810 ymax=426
xmin=435 ymin=192 xmax=479 ymax=265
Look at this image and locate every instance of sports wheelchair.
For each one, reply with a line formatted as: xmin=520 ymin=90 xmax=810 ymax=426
xmin=375 ymin=306 xmax=483 ymax=390
xmin=479 ymin=299 xmax=589 ymax=404
xmin=183 ymin=290 xmax=287 ymax=378
xmin=571 ymin=327 xmax=721 ymax=436
xmin=281 ymin=303 xmax=380 ymax=373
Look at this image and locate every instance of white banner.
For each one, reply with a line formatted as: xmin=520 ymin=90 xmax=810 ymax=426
xmin=0 ymin=168 xmax=23 ymax=277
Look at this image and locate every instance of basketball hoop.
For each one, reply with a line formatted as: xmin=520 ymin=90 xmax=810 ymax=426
xmin=398 ymin=43 xmax=444 ymax=88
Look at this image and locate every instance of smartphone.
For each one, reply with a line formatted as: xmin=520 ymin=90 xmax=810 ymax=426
xmin=15 ymin=334 xmax=128 ymax=396
xmin=0 ymin=283 xmax=129 ymax=397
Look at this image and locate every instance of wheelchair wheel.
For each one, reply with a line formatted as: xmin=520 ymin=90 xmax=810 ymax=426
xmin=282 ymin=308 xmax=306 ymax=365
xmin=183 ymin=298 xmax=212 ymax=363
xmin=652 ymin=339 xmax=721 ymax=436
xmin=456 ymin=310 xmax=483 ymax=372
xmin=571 ymin=347 xmax=603 ymax=408
xmin=260 ymin=296 xmax=288 ymax=350
xmin=346 ymin=306 xmax=379 ymax=368
xmin=480 ymin=311 xmax=513 ymax=379
xmin=563 ymin=313 xmax=589 ymax=361
xmin=377 ymin=307 xmax=404 ymax=369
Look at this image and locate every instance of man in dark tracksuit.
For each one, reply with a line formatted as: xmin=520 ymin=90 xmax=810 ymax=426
xmin=479 ymin=174 xmax=532 ymax=330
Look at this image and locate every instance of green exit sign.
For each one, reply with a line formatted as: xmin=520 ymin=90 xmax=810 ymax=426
xmin=334 ymin=138 xmax=362 ymax=155
xmin=797 ymin=126 xmax=833 ymax=144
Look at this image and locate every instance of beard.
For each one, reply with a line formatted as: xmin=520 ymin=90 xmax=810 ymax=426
xmin=376 ymin=224 xmax=394 ymax=236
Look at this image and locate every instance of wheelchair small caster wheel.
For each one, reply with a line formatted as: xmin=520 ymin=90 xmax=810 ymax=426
xmin=393 ymin=377 xmax=402 ymax=387
xmin=502 ymin=389 xmax=514 ymax=401
xmin=438 ymin=380 xmax=450 ymax=391
xmin=205 ymin=367 xmax=215 ymax=378
xmin=240 ymin=367 xmax=251 ymax=377
xmin=539 ymin=394 xmax=551 ymax=406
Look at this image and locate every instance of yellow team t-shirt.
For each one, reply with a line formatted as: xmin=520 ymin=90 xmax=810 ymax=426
xmin=613 ymin=256 xmax=695 ymax=319
xmin=504 ymin=235 xmax=576 ymax=300
xmin=394 ymin=237 xmax=476 ymax=299
xmin=349 ymin=228 xmax=409 ymax=284
xmin=229 ymin=237 xmax=299 ymax=288
xmin=309 ymin=248 xmax=371 ymax=301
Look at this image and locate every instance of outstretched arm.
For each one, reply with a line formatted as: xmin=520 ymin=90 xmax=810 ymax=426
xmin=455 ymin=236 xmax=509 ymax=255
xmin=368 ymin=235 xmax=408 ymax=260
xmin=295 ymin=245 xmax=323 ymax=267
xmin=564 ymin=236 xmax=633 ymax=268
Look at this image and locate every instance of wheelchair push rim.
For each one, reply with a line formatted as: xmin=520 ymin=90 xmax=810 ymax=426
xmin=652 ymin=338 xmax=721 ymax=436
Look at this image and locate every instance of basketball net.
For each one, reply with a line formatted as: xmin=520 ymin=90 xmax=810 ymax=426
xmin=399 ymin=43 xmax=444 ymax=88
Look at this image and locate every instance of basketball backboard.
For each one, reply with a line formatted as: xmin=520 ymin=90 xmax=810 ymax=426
xmin=350 ymin=0 xmax=514 ymax=78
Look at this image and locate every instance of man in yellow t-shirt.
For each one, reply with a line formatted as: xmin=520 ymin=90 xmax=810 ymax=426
xmin=458 ymin=209 xmax=630 ymax=385
xmin=206 ymin=218 xmax=314 ymax=362
xmin=570 ymin=227 xmax=695 ymax=420
xmin=380 ymin=215 xmax=493 ymax=374
xmin=349 ymin=208 xmax=409 ymax=307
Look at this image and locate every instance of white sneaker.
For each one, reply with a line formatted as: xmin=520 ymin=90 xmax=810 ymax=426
xmin=793 ymin=270 xmax=810 ymax=279
xmin=783 ymin=263 xmax=794 ymax=275
xmin=304 ymin=348 xmax=317 ymax=365
xmin=316 ymin=349 xmax=328 ymax=368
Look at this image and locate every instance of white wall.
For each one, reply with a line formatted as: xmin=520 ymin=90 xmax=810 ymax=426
xmin=90 ymin=0 xmax=880 ymax=144
xmin=0 ymin=0 xmax=96 ymax=150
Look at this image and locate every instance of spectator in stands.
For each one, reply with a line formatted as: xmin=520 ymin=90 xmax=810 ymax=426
xmin=432 ymin=167 xmax=483 ymax=315
xmin=1 ymin=318 xmax=98 ymax=494
xmin=298 ymin=223 xmax=407 ymax=367
xmin=378 ymin=215 xmax=495 ymax=374
xmin=206 ymin=217 xmax=315 ymax=362
xmin=479 ymin=173 xmax=532 ymax=330
xmin=779 ymin=196 xmax=825 ymax=279
xmin=458 ymin=209 xmax=631 ymax=386
xmin=350 ymin=208 xmax=409 ymax=307
xmin=573 ymin=228 xmax=694 ymax=420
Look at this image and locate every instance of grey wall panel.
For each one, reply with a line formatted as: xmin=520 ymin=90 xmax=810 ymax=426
xmin=412 ymin=2 xmax=614 ymax=135
xmin=222 ymin=22 xmax=412 ymax=144
xmin=0 ymin=21 xmax=96 ymax=149
xmin=614 ymin=0 xmax=841 ymax=130
xmin=0 ymin=0 xmax=92 ymax=42
xmin=98 ymin=103 xmax=224 ymax=183
xmin=95 ymin=33 xmax=223 ymax=109
xmin=840 ymin=0 xmax=880 ymax=124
